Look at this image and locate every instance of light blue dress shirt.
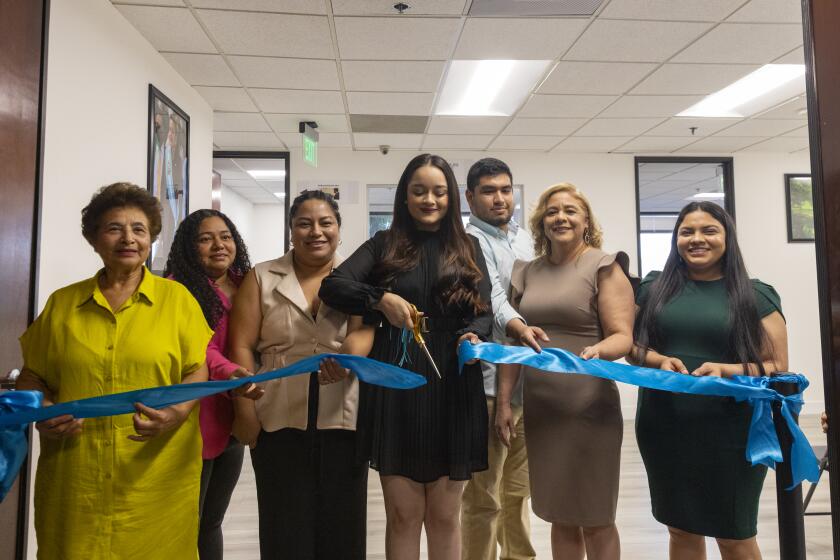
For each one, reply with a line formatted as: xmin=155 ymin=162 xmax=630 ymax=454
xmin=466 ymin=214 xmax=534 ymax=405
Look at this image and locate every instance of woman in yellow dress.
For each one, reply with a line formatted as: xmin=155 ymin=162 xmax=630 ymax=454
xmin=16 ymin=182 xmax=214 ymax=559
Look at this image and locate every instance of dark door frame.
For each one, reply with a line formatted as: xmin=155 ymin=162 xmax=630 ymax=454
xmin=212 ymin=150 xmax=291 ymax=254
xmin=633 ymin=156 xmax=735 ymax=276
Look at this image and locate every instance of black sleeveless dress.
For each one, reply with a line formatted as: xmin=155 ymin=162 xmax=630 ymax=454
xmin=319 ymin=230 xmax=492 ymax=482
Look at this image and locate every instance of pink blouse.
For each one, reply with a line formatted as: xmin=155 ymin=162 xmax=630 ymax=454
xmin=200 ymin=277 xmax=242 ymax=459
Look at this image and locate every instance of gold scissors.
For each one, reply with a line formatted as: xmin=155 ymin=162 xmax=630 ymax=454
xmin=410 ymin=304 xmax=442 ymax=379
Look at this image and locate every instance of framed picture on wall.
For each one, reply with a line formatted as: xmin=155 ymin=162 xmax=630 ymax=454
xmin=785 ymin=173 xmax=814 ymax=243
xmin=147 ymin=84 xmax=189 ymax=272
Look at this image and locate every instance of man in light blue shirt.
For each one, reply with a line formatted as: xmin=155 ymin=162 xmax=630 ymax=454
xmin=462 ymin=158 xmax=547 ymax=560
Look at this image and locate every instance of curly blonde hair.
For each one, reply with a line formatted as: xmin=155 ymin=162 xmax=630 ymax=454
xmin=529 ymin=182 xmax=603 ymax=257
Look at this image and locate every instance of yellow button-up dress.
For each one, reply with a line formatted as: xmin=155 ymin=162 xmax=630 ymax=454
xmin=20 ymin=268 xmax=213 ymax=559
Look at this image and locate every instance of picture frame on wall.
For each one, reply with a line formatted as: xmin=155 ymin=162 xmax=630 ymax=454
xmin=147 ymin=84 xmax=189 ymax=272
xmin=785 ymin=173 xmax=815 ymax=243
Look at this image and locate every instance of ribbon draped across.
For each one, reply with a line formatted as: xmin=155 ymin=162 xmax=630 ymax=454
xmin=0 ymin=353 xmax=426 ymax=500
xmin=459 ymin=341 xmax=819 ymax=489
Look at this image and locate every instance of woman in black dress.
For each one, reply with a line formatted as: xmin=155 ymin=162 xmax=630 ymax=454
xmin=632 ymin=202 xmax=788 ymax=560
xmin=319 ymin=154 xmax=492 ymax=560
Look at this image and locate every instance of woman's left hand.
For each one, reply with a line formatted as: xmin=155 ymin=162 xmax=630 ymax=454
xmin=128 ymin=402 xmax=188 ymax=441
xmin=580 ymin=345 xmax=601 ymax=360
xmin=318 ymin=358 xmax=350 ymax=385
xmin=458 ymin=332 xmax=481 ymax=365
xmin=691 ymin=362 xmax=724 ymax=377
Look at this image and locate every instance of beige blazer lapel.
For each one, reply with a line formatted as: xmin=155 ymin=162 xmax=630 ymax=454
xmin=269 ymin=252 xmax=312 ymax=322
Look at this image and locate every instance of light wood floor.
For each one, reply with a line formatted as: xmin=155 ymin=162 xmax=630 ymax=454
xmin=221 ymin=414 xmax=833 ymax=559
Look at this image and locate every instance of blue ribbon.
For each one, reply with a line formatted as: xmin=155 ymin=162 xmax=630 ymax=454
xmin=459 ymin=341 xmax=820 ymax=490
xmin=0 ymin=353 xmax=426 ymax=501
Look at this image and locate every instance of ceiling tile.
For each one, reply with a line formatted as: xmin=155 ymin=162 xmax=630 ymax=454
xmin=645 ymin=117 xmax=742 ymax=137
xmin=342 ymin=61 xmax=445 ymax=92
xmin=197 ymin=10 xmax=333 ymax=58
xmin=317 ymin=133 xmax=352 ymax=148
xmin=214 ymin=131 xmax=283 ymax=148
xmin=727 ymin=0 xmax=802 ymax=23
xmin=503 ymin=118 xmax=587 ymax=136
xmin=774 ymin=46 xmax=805 ymax=64
xmin=599 ymin=95 xmax=702 ymax=118
xmin=427 ymin=116 xmax=509 ymax=135
xmin=754 ymin=96 xmax=808 ymax=119
xmin=214 ymin=112 xmax=271 ymax=132
xmin=715 ymin=118 xmax=802 ymax=136
xmin=331 ymin=0 xmax=469 ymax=15
xmin=739 ymin=136 xmax=808 ymax=152
xmin=335 ymin=17 xmax=460 ymax=60
xmin=676 ymin=136 xmax=764 ymax=152
xmin=228 ymin=56 xmax=339 ymax=90
xmin=422 ymin=135 xmax=494 ymax=150
xmin=490 ymin=136 xmax=561 ymax=151
xmin=782 ymin=125 xmax=809 ymax=138
xmin=115 ymin=5 xmax=216 ymax=53
xmin=538 ymin=62 xmax=658 ymax=95
xmin=113 ymin=0 xmax=184 ymax=5
xmin=613 ymin=136 xmax=696 ymax=153
xmin=194 ymin=86 xmax=258 ymax=112
xmin=672 ymin=23 xmax=803 ymax=64
xmin=265 ymin=114 xmax=349 ymax=133
xmin=453 ymin=19 xmax=588 ymax=59
xmin=161 ymin=53 xmax=238 ymax=86
xmin=347 ymin=92 xmax=433 ymax=116
xmin=552 ymin=137 xmax=634 ymax=152
xmin=518 ymin=95 xmax=618 ymax=118
xmin=189 ymin=0 xmax=325 ymax=13
xmin=250 ymin=89 xmax=345 ymax=113
xmin=599 ymin=0 xmax=745 ymax=21
xmin=564 ymin=20 xmax=712 ymax=62
xmin=275 ymin=133 xmax=302 ymax=148
xmin=630 ymin=64 xmax=760 ymax=95
xmin=575 ymin=118 xmax=665 ymax=136
xmin=353 ymin=133 xmax=423 ymax=149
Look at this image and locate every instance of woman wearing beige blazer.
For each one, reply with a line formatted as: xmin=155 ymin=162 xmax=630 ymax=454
xmin=229 ymin=190 xmax=373 ymax=560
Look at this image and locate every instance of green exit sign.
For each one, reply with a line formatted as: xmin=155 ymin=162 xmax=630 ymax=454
xmin=303 ymin=135 xmax=318 ymax=167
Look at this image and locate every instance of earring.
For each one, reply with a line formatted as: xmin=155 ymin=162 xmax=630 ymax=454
xmin=583 ymin=228 xmax=591 ymax=245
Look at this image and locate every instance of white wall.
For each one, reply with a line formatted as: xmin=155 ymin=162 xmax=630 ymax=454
xmin=248 ymin=205 xmax=287 ymax=265
xmin=289 ymin=148 xmax=822 ymax=416
xmin=38 ymin=0 xmax=214 ymax=309
xmin=220 ymin=184 xmax=254 ymax=249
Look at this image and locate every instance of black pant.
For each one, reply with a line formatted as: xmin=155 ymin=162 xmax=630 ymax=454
xmin=250 ymin=428 xmax=368 ymax=560
xmin=198 ymin=437 xmax=245 ymax=560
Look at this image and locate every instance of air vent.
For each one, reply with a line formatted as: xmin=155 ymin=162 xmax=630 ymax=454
xmin=350 ymin=115 xmax=429 ymax=134
xmin=469 ymin=0 xmax=605 ymax=17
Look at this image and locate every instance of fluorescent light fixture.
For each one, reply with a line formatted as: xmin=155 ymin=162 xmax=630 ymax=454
xmin=273 ymin=192 xmax=286 ymax=198
xmin=247 ymin=169 xmax=286 ymax=179
xmin=678 ymin=64 xmax=806 ymax=118
xmin=691 ymin=192 xmax=725 ymax=199
xmin=436 ymin=60 xmax=551 ymax=116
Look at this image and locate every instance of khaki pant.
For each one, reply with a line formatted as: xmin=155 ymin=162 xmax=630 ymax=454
xmin=462 ymin=397 xmax=535 ymax=560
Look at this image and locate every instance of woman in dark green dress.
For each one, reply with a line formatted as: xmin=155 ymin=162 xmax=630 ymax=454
xmin=632 ymin=201 xmax=788 ymax=560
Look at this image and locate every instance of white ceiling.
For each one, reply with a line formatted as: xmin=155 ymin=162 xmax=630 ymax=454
xmin=113 ymin=0 xmax=809 ymax=160
xmin=213 ymin=157 xmax=288 ymax=204
xmin=638 ymin=161 xmax=726 ymax=212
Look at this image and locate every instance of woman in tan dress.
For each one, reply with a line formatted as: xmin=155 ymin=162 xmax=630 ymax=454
xmin=495 ymin=183 xmax=635 ymax=560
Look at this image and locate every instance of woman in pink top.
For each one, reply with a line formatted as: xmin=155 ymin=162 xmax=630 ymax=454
xmin=165 ymin=209 xmax=261 ymax=560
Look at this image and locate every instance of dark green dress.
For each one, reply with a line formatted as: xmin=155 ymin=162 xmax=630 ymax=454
xmin=634 ymin=272 xmax=783 ymax=540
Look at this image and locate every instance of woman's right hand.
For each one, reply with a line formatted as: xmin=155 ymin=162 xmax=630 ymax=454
xmin=494 ymin=401 xmax=515 ymax=449
xmin=374 ymin=292 xmax=415 ymax=330
xmin=230 ymin=367 xmax=264 ymax=400
xmin=35 ymin=414 xmax=84 ymax=439
xmin=659 ymin=356 xmax=689 ymax=374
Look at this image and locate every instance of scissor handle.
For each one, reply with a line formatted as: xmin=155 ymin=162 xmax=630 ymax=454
xmin=409 ymin=304 xmax=425 ymax=345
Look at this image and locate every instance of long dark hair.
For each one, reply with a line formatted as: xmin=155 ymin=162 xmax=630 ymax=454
xmin=373 ymin=154 xmax=486 ymax=314
xmin=164 ymin=209 xmax=251 ymax=328
xmin=634 ymin=201 xmax=768 ymax=374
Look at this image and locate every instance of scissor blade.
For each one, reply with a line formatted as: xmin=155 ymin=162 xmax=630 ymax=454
xmin=420 ymin=344 xmax=442 ymax=379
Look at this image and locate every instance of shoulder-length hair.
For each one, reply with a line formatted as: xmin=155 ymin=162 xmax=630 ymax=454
xmin=164 ymin=209 xmax=251 ymax=328
xmin=633 ymin=201 xmax=768 ymax=374
xmin=529 ymin=182 xmax=603 ymax=257
xmin=372 ymin=153 xmax=486 ymax=314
